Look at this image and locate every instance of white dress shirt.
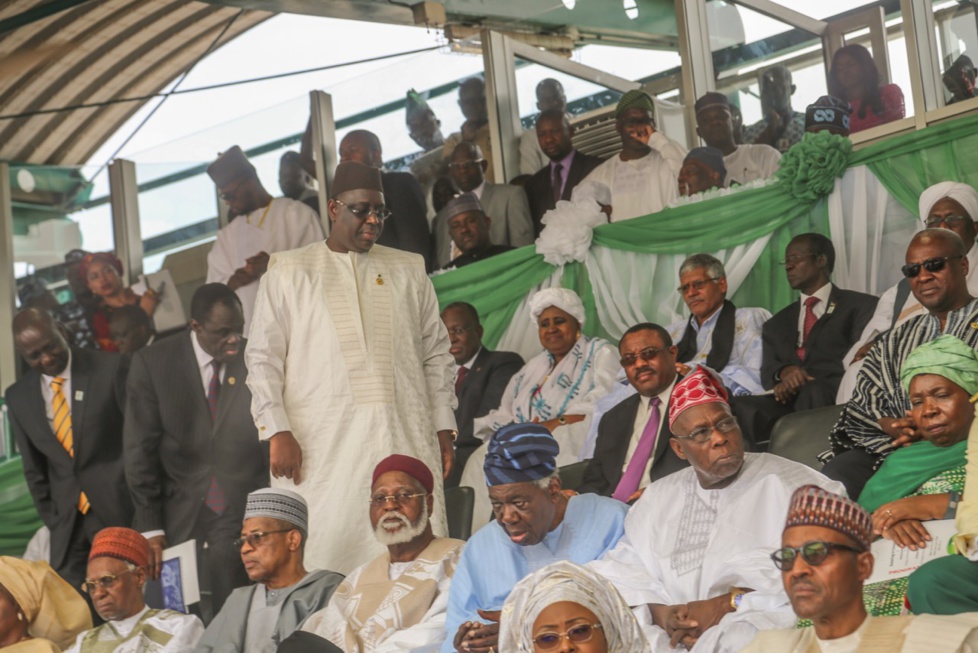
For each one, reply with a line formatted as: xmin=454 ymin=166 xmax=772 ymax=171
xmin=796 ymin=282 xmax=833 ymax=348
xmin=455 ymin=347 xmax=482 ymax=386
xmin=621 ymin=378 xmax=676 ymax=490
xmin=191 ymin=331 xmax=226 ymax=389
xmin=40 ymin=351 xmax=72 ymax=428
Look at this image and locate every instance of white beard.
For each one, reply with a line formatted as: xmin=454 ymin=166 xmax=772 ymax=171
xmin=373 ymin=502 xmax=429 ymax=546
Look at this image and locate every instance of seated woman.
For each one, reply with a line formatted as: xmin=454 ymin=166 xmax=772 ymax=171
xmin=856 ymin=335 xmax=975 ymax=615
xmin=80 ymin=252 xmax=159 ymax=352
xmin=498 ymin=560 xmax=651 ymax=653
xmin=459 ymin=287 xmax=620 ymax=525
xmin=0 ymin=557 xmax=91 ymax=652
xmin=828 ymin=44 xmax=906 ymax=134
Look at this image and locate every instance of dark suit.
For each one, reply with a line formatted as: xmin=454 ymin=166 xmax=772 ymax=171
xmin=124 ymin=332 xmax=269 ymax=612
xmin=579 ymin=391 xmax=688 ymax=497
xmin=447 ymin=347 xmax=524 ymax=487
xmin=433 ymin=183 xmax=534 ymax=267
xmin=6 ymin=347 xmax=132 ymax=589
xmin=525 ymin=150 xmax=604 ymax=236
xmin=379 ymin=171 xmax=432 ymax=270
xmin=731 ymin=284 xmax=877 ymax=444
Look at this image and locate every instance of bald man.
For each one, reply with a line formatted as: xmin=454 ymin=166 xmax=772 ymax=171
xmin=519 ymin=78 xmax=568 ymax=175
xmin=6 ymin=308 xmax=132 ymax=593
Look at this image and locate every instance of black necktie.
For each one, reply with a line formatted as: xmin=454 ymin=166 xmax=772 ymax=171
xmin=552 ymin=163 xmax=564 ymax=204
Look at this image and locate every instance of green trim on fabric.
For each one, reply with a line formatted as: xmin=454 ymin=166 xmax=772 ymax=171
xmin=0 ymin=458 xmax=42 ymax=556
xmin=858 ymin=439 xmax=968 ymax=513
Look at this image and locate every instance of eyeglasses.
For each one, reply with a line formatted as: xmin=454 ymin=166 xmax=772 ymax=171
xmin=925 ymin=215 xmax=971 ymax=229
xmin=447 ymin=159 xmax=484 ymax=171
xmin=675 ymin=415 xmax=739 ymax=444
xmin=778 ymin=253 xmax=816 ymax=266
xmin=901 ymin=255 xmax=963 ymax=278
xmin=678 ymin=278 xmax=718 ymax=294
xmin=533 ymin=623 xmax=603 ymax=649
xmin=81 ymin=567 xmax=135 ymax=594
xmin=620 ymin=346 xmax=662 ymax=367
xmin=771 ymin=541 xmax=864 ymax=571
xmin=368 ymin=492 xmax=427 ymax=507
xmin=334 ymin=198 xmax=392 ymax=222
xmin=233 ymin=529 xmax=294 ymax=549
xmin=445 ymin=326 xmax=471 ymax=337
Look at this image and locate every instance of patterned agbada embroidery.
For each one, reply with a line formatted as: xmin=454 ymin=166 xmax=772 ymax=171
xmin=671 ymin=476 xmax=720 ymax=577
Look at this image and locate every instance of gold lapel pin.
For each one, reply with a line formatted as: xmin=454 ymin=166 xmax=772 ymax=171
xmin=971 ymin=322 xmax=978 ymax=329
xmin=376 ymin=274 xmax=384 ymax=286
xmin=228 ymin=377 xmax=236 ymax=385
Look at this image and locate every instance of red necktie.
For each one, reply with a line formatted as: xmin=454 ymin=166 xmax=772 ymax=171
xmin=455 ymin=366 xmax=468 ymax=396
xmin=205 ymin=360 xmax=226 ymax=515
xmin=795 ymin=296 xmax=821 ymax=361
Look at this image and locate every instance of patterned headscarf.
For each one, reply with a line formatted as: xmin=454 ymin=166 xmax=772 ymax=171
xmin=484 ymin=423 xmax=560 ymax=486
xmin=784 ymin=485 xmax=872 ymax=550
xmin=78 ymin=251 xmax=124 ymax=283
xmin=900 ymin=335 xmax=978 ymax=395
xmin=499 ymin=561 xmax=653 ymax=653
xmin=918 ymin=181 xmax=978 ymax=223
xmin=668 ymin=365 xmax=729 ymax=431
xmin=615 ymin=89 xmax=654 ymax=117
xmin=0 ymin=557 xmax=92 ymax=649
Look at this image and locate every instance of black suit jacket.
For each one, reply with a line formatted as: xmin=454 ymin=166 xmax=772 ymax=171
xmin=124 ymin=332 xmax=269 ymax=542
xmin=6 ymin=347 xmax=132 ymax=568
xmin=579 ymin=391 xmax=688 ymax=497
xmin=761 ymin=284 xmax=878 ymax=407
xmin=379 ymin=171 xmax=432 ymax=270
xmin=525 ymin=150 xmax=604 ymax=236
xmin=455 ymin=348 xmax=524 ymax=448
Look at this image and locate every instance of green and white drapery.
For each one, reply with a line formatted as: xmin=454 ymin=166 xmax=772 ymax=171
xmin=433 ymin=114 xmax=978 ymax=363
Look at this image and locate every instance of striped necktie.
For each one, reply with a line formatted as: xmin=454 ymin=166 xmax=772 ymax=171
xmin=50 ymin=377 xmax=90 ymax=514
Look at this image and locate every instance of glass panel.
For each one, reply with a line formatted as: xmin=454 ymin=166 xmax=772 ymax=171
xmin=933 ymin=0 xmax=978 ymax=108
xmin=766 ymin=0 xmax=884 ymax=21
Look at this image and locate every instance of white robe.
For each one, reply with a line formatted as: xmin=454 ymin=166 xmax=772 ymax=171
xmin=722 ymin=144 xmax=782 ymax=186
xmin=588 ymin=453 xmax=846 ymax=653
xmin=245 ymin=243 xmax=457 ymax=574
xmin=206 ymin=197 xmax=324 ymax=335
xmin=64 ymin=606 xmax=203 ymax=652
xmin=582 ymin=132 xmax=687 ymax=222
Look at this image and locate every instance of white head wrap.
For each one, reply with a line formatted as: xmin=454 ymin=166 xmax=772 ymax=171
xmin=918 ymin=181 xmax=978 ymax=223
xmin=498 ymin=561 xmax=652 ymax=653
xmin=528 ymin=288 xmax=585 ymax=327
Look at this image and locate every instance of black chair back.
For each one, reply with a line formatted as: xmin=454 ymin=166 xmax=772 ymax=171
xmin=559 ymin=461 xmax=589 ymax=492
xmin=769 ymin=404 xmax=845 ymax=470
xmin=445 ymin=485 xmax=475 ymax=540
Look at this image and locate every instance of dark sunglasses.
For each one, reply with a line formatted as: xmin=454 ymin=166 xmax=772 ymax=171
xmin=901 ymin=255 xmax=963 ymax=278
xmin=620 ymin=346 xmax=662 ymax=367
xmin=771 ymin=541 xmax=863 ymax=571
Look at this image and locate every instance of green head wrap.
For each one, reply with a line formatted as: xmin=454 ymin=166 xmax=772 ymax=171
xmin=900 ymin=335 xmax=978 ymax=396
xmin=616 ymin=89 xmax=655 ymax=117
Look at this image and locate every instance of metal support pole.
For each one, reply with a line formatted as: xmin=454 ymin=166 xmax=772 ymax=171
xmin=309 ymin=90 xmax=337 ymax=234
xmin=482 ymin=29 xmax=521 ymax=186
xmin=0 ymin=163 xmax=17 ymax=393
xmin=676 ymin=0 xmax=716 ymax=146
xmin=902 ymin=0 xmax=941 ymax=123
xmin=108 ymin=159 xmax=143 ymax=286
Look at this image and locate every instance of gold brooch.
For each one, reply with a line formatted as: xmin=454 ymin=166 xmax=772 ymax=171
xmin=972 ymin=322 xmax=978 ymax=329
xmin=228 ymin=377 xmax=236 ymax=385
xmin=376 ymin=274 xmax=384 ymax=285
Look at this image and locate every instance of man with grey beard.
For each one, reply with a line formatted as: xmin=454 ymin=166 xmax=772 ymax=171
xmin=300 ymin=455 xmax=464 ymax=652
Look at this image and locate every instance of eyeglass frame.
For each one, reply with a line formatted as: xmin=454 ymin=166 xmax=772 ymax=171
xmin=619 ymin=346 xmax=664 ymax=368
xmin=532 ymin=622 xmax=604 ymax=648
xmin=673 ymin=415 xmax=740 ymax=444
xmin=333 ymin=198 xmax=392 ymax=223
xmin=770 ymin=540 xmax=864 ymax=571
xmin=925 ymin=214 xmax=971 ymax=229
xmin=368 ymin=492 xmax=428 ymax=507
xmin=778 ymin=252 xmax=817 ymax=267
xmin=900 ymin=255 xmax=963 ymax=279
xmin=81 ymin=566 xmax=137 ymax=594
xmin=677 ymin=277 xmax=719 ymax=295
xmin=233 ymin=528 xmax=295 ymax=550
xmin=447 ymin=158 xmax=485 ymax=171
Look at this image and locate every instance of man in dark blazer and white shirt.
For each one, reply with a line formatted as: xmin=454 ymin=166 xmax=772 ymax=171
xmin=7 ymin=307 xmax=132 ymax=591
xmin=579 ymin=323 xmax=688 ymax=499
xmin=525 ymin=109 xmax=604 ymax=235
xmin=440 ymin=301 xmax=523 ymax=487
xmin=124 ymin=283 xmax=268 ymax=614
xmin=731 ymin=233 xmax=878 ymax=443
xmin=433 ymin=142 xmax=534 ymax=268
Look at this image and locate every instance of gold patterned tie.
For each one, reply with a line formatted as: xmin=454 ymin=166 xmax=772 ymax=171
xmin=50 ymin=377 xmax=89 ymax=514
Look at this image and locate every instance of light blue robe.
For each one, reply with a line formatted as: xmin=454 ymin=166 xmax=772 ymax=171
xmin=440 ymin=493 xmax=627 ymax=652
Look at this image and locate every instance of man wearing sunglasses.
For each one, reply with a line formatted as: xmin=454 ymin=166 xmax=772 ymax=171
xmin=837 ymin=181 xmax=978 ymax=404
xmin=743 ymin=485 xmax=978 ymax=652
xmin=65 ymin=527 xmax=203 ymax=652
xmin=591 ymin=367 xmax=843 ymax=653
xmin=197 ymin=488 xmax=343 ymax=652
xmin=823 ymin=228 xmax=978 ymax=498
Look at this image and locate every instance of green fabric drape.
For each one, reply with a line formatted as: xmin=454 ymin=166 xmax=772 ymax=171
xmin=0 ymin=457 xmax=42 ymax=556
xmin=858 ymin=439 xmax=968 ymax=513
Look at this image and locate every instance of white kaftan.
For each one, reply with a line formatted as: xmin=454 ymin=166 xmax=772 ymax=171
xmin=589 ymin=453 xmax=846 ymax=653
xmin=245 ymin=243 xmax=457 ymax=574
xmin=64 ymin=606 xmax=203 ymax=652
xmin=206 ymin=198 xmax=324 ymax=335
xmin=581 ymin=132 xmax=687 ymax=222
xmin=722 ymin=144 xmax=782 ymax=186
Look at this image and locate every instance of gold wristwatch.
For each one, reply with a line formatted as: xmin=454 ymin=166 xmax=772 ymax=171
xmin=729 ymin=587 xmax=747 ymax=611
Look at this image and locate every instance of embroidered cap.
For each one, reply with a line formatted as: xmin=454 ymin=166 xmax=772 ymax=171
xmin=88 ymin=527 xmax=150 ymax=568
xmin=668 ymin=365 xmax=729 ymax=431
xmin=444 ymin=192 xmax=485 ymax=222
xmin=684 ymin=147 xmax=727 ymax=179
xmin=615 ymin=89 xmax=655 ymax=117
xmin=784 ymin=485 xmax=873 ymax=550
xmin=694 ymin=92 xmax=731 ymax=116
xmin=804 ymin=96 xmax=852 ymax=135
xmin=207 ymin=145 xmax=256 ymax=188
xmin=372 ymin=454 xmax=434 ymax=494
xmin=244 ymin=488 xmax=309 ymax=533
xmin=484 ymin=423 xmax=560 ymax=486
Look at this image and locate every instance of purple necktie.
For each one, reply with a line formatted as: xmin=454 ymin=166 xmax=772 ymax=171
xmin=612 ymin=397 xmax=661 ymax=503
xmin=205 ymin=359 xmax=227 ymax=515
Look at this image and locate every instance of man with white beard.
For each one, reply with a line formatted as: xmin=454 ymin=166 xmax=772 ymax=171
xmin=302 ymin=456 xmax=464 ymax=652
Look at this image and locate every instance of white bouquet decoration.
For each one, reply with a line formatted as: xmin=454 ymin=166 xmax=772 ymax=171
xmin=534 ymin=181 xmax=610 ymax=266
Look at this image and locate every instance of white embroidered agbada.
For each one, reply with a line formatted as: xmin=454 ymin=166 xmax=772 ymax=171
xmin=588 ymin=453 xmax=846 ymax=653
xmin=246 ymin=242 xmax=457 ymax=574
xmin=206 ymin=197 xmax=324 ymax=335
xmin=63 ymin=606 xmax=203 ymax=653
xmin=302 ymin=538 xmax=463 ymax=653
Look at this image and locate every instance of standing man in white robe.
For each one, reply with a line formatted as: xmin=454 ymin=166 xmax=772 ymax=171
xmin=245 ymin=161 xmax=458 ymax=575
xmin=589 ymin=366 xmax=845 ymax=652
xmin=206 ymin=145 xmax=325 ymax=335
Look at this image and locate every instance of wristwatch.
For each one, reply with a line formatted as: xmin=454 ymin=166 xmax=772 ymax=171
xmin=729 ymin=587 xmax=747 ymax=611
